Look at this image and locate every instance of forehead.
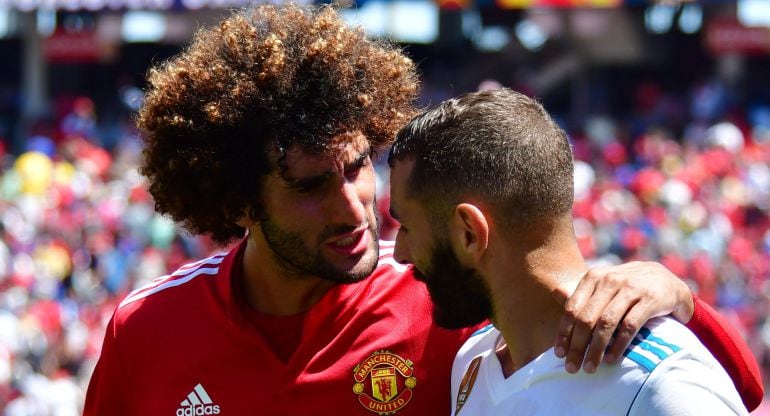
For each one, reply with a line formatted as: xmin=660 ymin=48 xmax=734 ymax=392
xmin=389 ymin=158 xmax=417 ymax=213
xmin=278 ymin=133 xmax=369 ymax=177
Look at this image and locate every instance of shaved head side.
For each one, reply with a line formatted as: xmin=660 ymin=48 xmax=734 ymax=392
xmin=389 ymin=88 xmax=574 ymax=229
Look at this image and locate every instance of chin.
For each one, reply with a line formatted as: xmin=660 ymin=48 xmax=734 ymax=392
xmin=330 ymin=248 xmax=379 ymax=284
xmin=352 ymin=247 xmax=380 ymax=275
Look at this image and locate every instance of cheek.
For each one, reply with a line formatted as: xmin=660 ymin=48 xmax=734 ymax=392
xmin=357 ymin=166 xmax=377 ymax=205
xmin=266 ymin=195 xmax=305 ymax=218
xmin=414 ymin=246 xmax=431 ymax=270
xmin=292 ymin=197 xmax=326 ymax=215
xmin=263 ymin=192 xmax=325 ymax=230
xmin=394 ymin=231 xmax=410 ymax=262
xmin=408 ymin=239 xmax=431 ymax=268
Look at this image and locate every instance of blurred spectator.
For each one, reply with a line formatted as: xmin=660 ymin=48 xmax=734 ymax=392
xmin=0 ymin=100 xmax=211 ymax=414
xmin=0 ymin=69 xmax=769 ymax=415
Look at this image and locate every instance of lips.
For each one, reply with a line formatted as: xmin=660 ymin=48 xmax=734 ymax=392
xmin=325 ymin=227 xmax=370 ymax=256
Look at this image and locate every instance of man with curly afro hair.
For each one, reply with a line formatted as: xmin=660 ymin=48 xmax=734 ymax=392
xmin=84 ymin=4 xmax=763 ymax=415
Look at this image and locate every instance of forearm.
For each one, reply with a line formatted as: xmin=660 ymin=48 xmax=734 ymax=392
xmin=685 ymin=294 xmax=763 ymax=411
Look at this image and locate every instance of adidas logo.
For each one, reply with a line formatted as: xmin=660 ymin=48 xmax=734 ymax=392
xmin=176 ymin=383 xmax=221 ymax=416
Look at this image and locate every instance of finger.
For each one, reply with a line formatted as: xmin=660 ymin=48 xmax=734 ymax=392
xmin=603 ymin=303 xmax=648 ymax=364
xmin=554 ymin=315 xmax=573 ymax=359
xmin=553 ymin=273 xmax=600 ymax=359
xmin=563 ymin=285 xmax=618 ymax=374
xmin=581 ymin=295 xmax=639 ymax=373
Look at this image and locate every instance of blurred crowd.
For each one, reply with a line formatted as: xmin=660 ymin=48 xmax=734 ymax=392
xmin=0 ymin=76 xmax=769 ymax=414
xmin=0 ymin=95 xmax=220 ymax=415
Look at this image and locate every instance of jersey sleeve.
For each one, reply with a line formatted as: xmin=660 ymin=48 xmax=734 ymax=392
xmin=685 ymin=293 xmax=763 ymax=411
xmin=83 ymin=314 xmax=127 ymax=416
xmin=628 ymin=350 xmax=748 ymax=416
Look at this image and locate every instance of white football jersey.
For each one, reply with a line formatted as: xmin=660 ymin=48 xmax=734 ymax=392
xmin=450 ymin=317 xmax=747 ymax=415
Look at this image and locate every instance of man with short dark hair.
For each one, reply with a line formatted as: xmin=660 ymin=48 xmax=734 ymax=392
xmin=389 ymin=88 xmax=749 ymax=415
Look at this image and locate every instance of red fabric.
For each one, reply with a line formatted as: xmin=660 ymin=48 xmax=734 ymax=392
xmin=686 ymin=294 xmax=764 ymax=411
xmin=84 ymin=240 xmax=480 ymax=415
xmin=83 ymin=238 xmax=764 ymax=414
xmin=245 ymin=308 xmax=306 ymax=363
xmin=230 ymin=239 xmax=306 ymax=363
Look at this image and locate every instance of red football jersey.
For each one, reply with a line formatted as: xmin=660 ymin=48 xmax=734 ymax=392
xmin=84 ymin=240 xmax=762 ymax=415
xmin=84 ymin=240 xmax=476 ymax=415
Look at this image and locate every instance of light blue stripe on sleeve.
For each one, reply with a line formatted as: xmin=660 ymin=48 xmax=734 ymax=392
xmin=639 ymin=328 xmax=682 ymax=353
xmin=625 ymin=350 xmax=656 ymax=372
xmin=636 ymin=340 xmax=669 ymax=360
xmin=471 ymin=324 xmax=495 ymax=337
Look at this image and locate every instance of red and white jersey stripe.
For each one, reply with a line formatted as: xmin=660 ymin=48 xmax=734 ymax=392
xmin=377 ymin=240 xmax=408 ymax=273
xmin=119 ymin=253 xmax=227 ymax=309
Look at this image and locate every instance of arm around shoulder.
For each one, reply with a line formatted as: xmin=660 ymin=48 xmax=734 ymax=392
xmin=685 ymin=293 xmax=764 ymax=411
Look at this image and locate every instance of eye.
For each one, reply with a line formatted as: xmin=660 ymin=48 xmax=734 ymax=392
xmin=344 ymin=167 xmax=361 ymax=181
xmin=291 ymin=176 xmax=327 ymax=194
xmin=293 ymin=185 xmax=313 ymax=194
xmin=295 ymin=183 xmax=320 ymax=194
xmin=345 ymin=157 xmax=369 ymax=180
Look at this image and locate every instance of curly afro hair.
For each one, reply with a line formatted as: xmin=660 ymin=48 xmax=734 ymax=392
xmin=138 ymin=4 xmax=419 ymax=245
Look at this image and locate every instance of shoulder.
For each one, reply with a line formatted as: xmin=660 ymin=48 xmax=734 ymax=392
xmin=369 ymin=240 xmax=415 ymax=284
xmin=358 ymin=241 xmax=431 ymax=310
xmin=112 ymin=248 xmax=233 ymax=329
xmin=455 ymin=324 xmax=498 ymax=363
xmin=375 ymin=240 xmax=409 ymax=273
xmin=623 ymin=316 xmax=711 ymax=373
xmin=119 ymin=252 xmax=229 ymax=309
xmin=625 ymin=317 xmax=747 ymax=415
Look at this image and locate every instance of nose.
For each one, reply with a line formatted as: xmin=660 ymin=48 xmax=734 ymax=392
xmin=329 ymin=179 xmax=369 ymax=226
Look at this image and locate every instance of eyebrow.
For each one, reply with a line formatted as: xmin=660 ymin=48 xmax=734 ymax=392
xmin=288 ymin=171 xmax=332 ymax=190
xmin=349 ymin=148 xmax=372 ymax=171
xmin=285 ymin=147 xmax=372 ymax=189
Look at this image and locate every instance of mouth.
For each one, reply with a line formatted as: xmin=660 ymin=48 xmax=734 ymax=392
xmin=325 ymin=227 xmax=370 ymax=256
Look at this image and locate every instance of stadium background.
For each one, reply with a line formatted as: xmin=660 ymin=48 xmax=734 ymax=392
xmin=0 ymin=0 xmax=769 ymax=414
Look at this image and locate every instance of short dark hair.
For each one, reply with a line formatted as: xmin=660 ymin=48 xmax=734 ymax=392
xmin=138 ymin=4 xmax=419 ymax=244
xmin=389 ymin=88 xmax=574 ymax=228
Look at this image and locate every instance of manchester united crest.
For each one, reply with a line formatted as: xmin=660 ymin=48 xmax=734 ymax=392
xmin=353 ymin=350 xmax=417 ymax=415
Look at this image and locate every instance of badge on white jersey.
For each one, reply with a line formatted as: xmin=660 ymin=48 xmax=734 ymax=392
xmin=455 ymin=356 xmax=482 ymax=415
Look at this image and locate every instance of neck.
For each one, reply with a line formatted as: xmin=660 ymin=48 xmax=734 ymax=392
xmin=239 ymin=230 xmax=336 ymax=316
xmin=487 ymin=219 xmax=587 ymax=377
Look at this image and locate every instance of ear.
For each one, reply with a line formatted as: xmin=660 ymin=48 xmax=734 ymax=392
xmin=450 ymin=203 xmax=489 ymax=266
xmin=236 ymin=208 xmax=256 ymax=228
xmin=236 ymin=217 xmax=253 ymax=228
